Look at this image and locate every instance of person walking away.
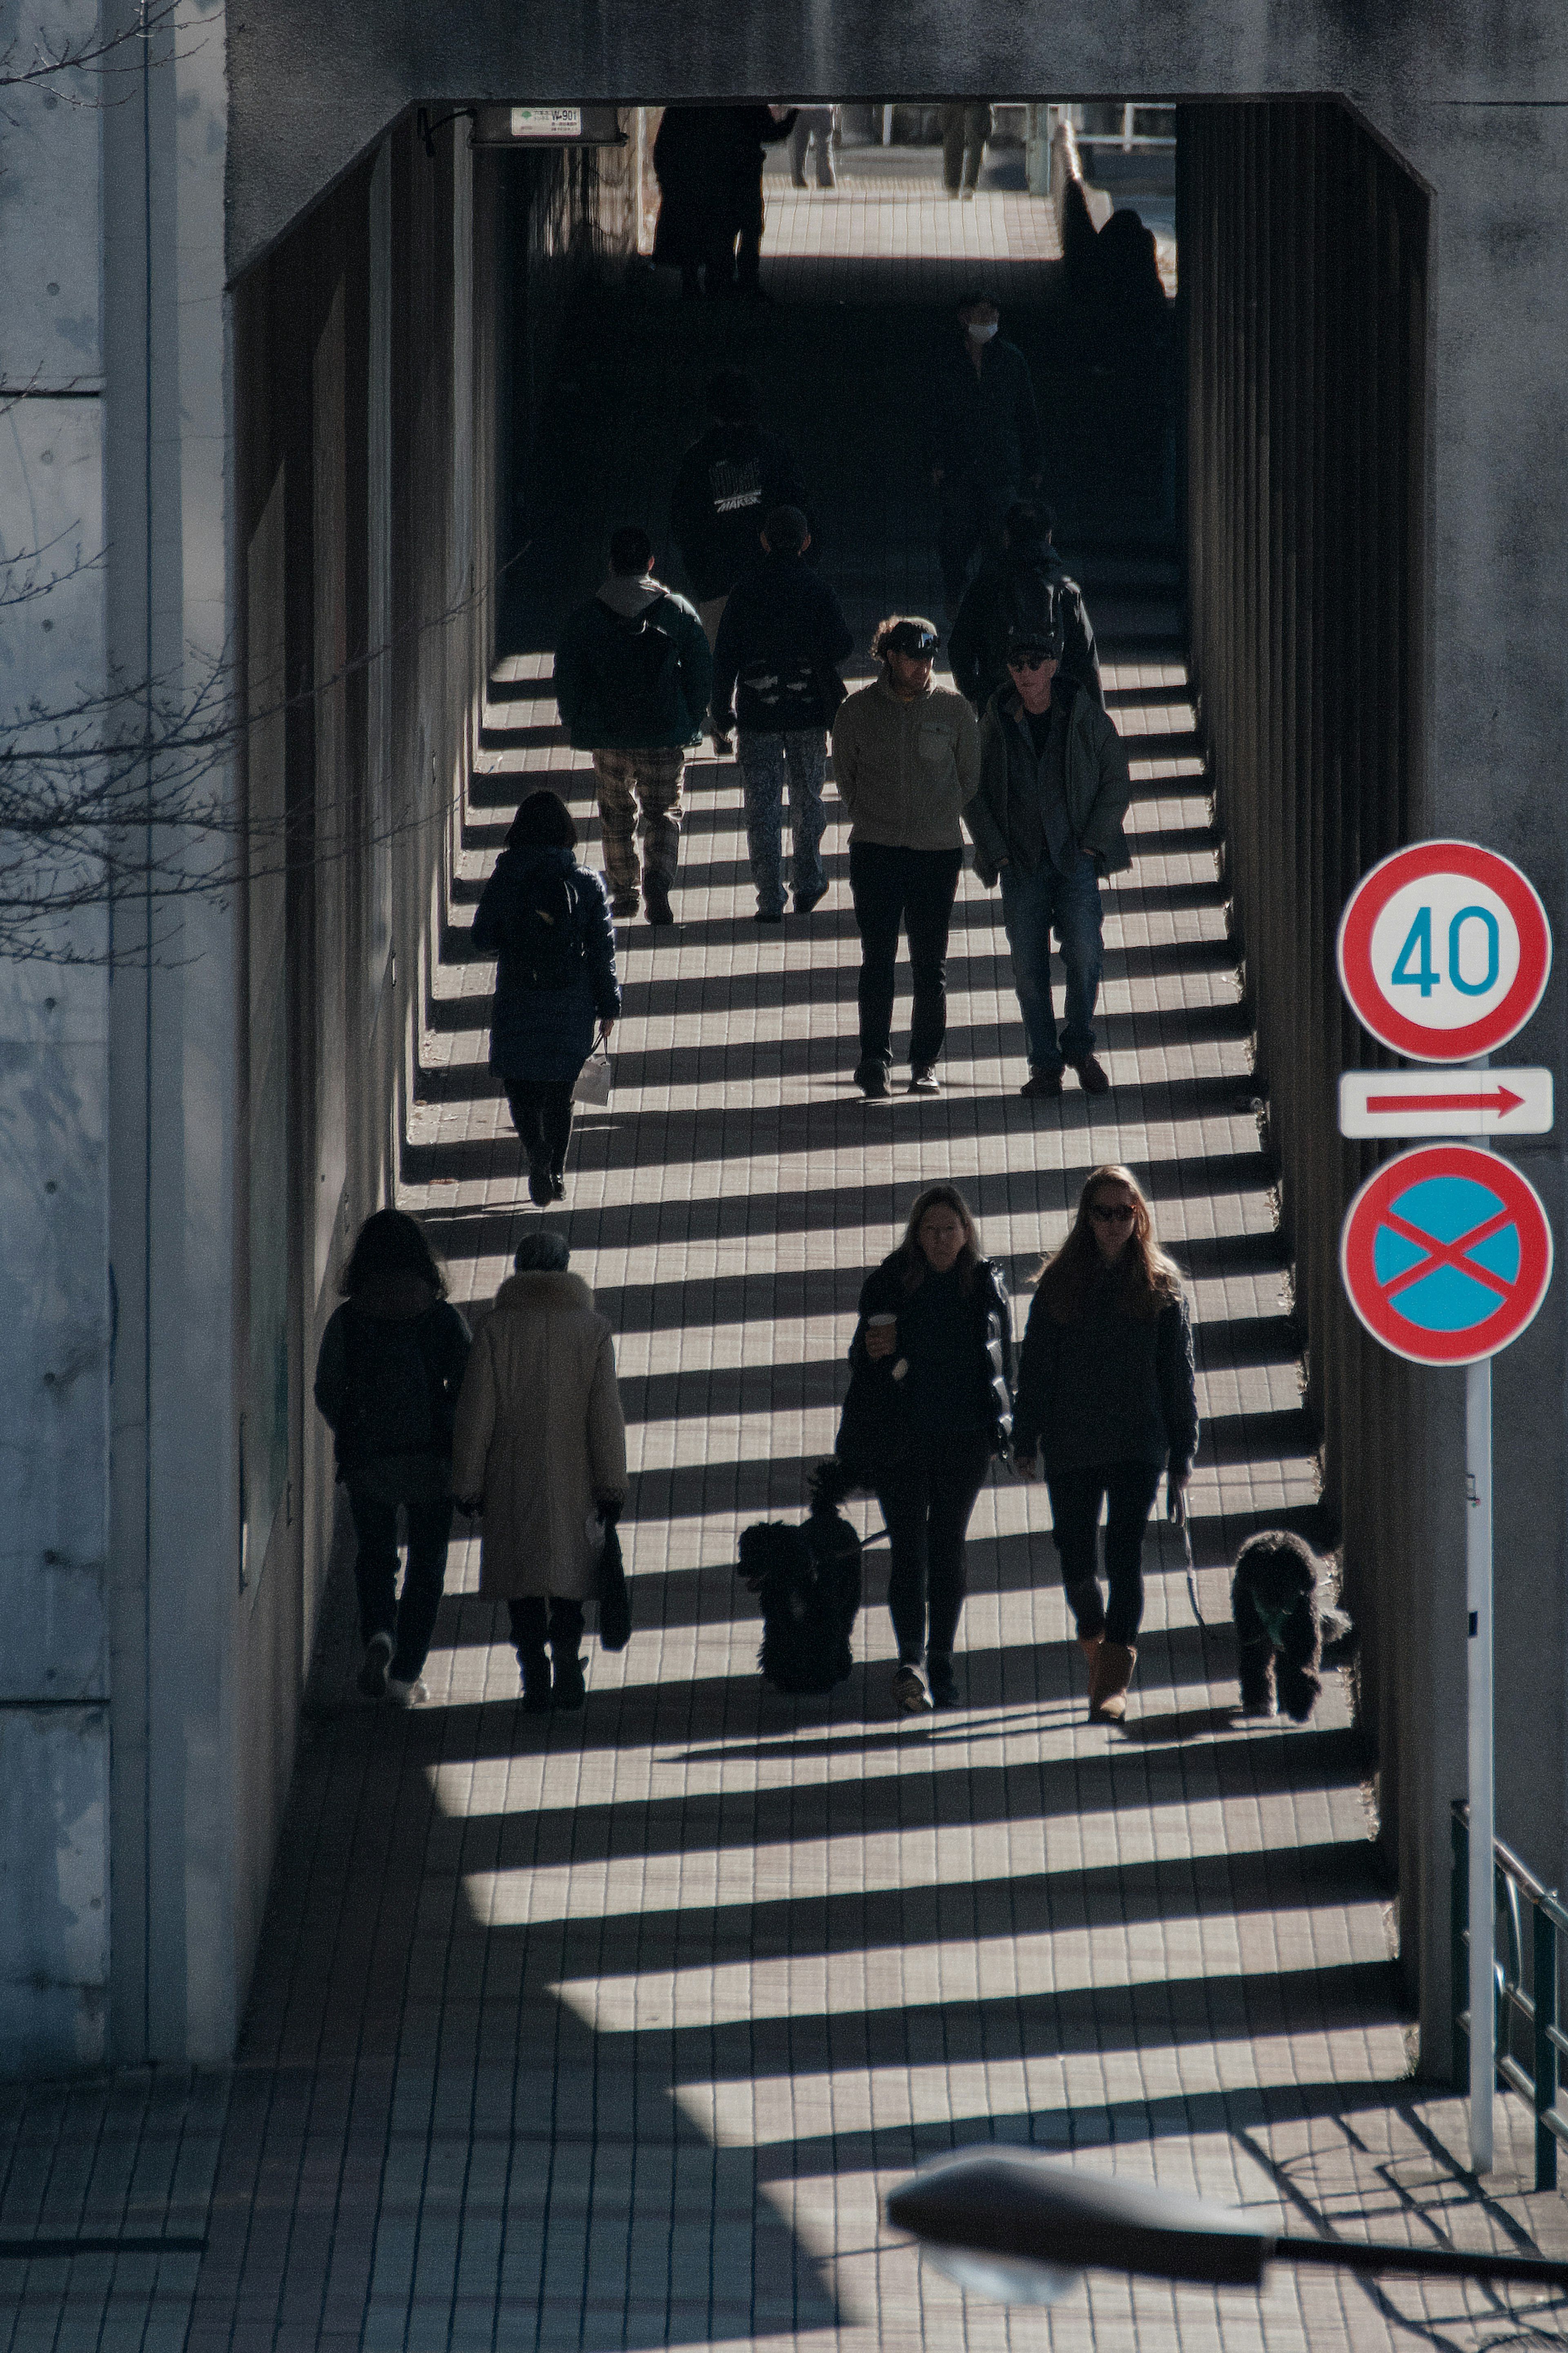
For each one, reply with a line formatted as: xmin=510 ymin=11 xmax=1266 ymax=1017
xmin=838 ymin=1186 xmax=1012 ymax=1713
xmin=711 ymin=504 xmax=853 ymax=920
xmin=949 ymin=499 xmax=1102 ymax=714
xmin=314 ymin=1209 xmax=472 ymax=1706
xmin=788 ymin=105 xmax=837 ymax=188
xmin=964 ymin=585 xmax=1130 ymax=1099
xmin=939 ymin=101 xmax=993 ymax=198
xmin=652 ymin=107 xmax=732 ymax=299
xmin=450 ymin=1229 xmax=628 ymax=1714
xmin=925 ymin=290 xmax=1045 ymax=616
xmin=713 ymin=104 xmax=798 ymax=295
xmin=470 ymin=789 xmax=619 ymax=1207
xmin=831 ymin=616 xmax=980 ymax=1097
xmin=552 ymin=525 xmax=711 ymax=926
xmin=1011 ymin=1165 xmax=1198 ymax=1723
xmin=670 ymin=368 xmax=812 ymax=647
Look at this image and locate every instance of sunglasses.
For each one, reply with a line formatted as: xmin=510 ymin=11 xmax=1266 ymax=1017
xmin=1090 ymin=1204 xmax=1136 ymax=1224
xmin=1007 ymin=651 xmax=1054 ymax=672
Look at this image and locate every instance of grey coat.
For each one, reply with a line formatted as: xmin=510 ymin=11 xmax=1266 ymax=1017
xmin=967 ymin=680 xmax=1132 ymax=888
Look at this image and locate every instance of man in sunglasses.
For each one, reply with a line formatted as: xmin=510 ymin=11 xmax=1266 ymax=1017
xmin=964 ymin=583 xmax=1131 ymax=1097
xmin=831 ymin=616 xmax=980 ymax=1098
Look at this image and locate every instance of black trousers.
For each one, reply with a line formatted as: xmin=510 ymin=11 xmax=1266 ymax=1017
xmin=937 ymin=472 xmax=1014 ymax=603
xmin=849 ymin=841 xmax=963 ymax=1073
xmin=508 ymin=1596 xmax=586 ymax=1657
xmin=1046 ymin=1461 xmax=1164 ymax=1646
xmin=875 ymin=1430 xmax=991 ymax=1663
xmin=506 ymin=1079 xmax=574 ymax=1175
xmin=347 ymin=1489 xmax=453 ymax=1680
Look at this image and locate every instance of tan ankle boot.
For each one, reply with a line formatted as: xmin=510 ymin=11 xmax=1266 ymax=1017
xmin=1089 ymin=1640 xmax=1137 ymax=1722
xmin=1078 ymin=1632 xmax=1104 ymax=1671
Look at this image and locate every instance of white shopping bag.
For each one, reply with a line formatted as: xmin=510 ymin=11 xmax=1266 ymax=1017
xmin=573 ymin=1048 xmax=612 ymax=1108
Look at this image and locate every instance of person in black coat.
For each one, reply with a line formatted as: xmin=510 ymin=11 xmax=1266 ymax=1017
xmin=652 ymin=105 xmax=796 ymax=301
xmin=948 ymin=501 xmax=1102 ymax=714
xmin=925 ymin=290 xmax=1046 ymax=611
xmin=711 ymin=504 xmax=853 ymax=918
xmin=314 ymin=1210 xmax=472 ymax=1707
xmin=837 ymin=1184 xmax=1013 ymax=1714
xmin=1012 ymin=1164 xmax=1199 ymax=1723
xmin=670 ymin=368 xmax=813 ymax=643
xmin=470 ymin=790 xmax=620 ymax=1208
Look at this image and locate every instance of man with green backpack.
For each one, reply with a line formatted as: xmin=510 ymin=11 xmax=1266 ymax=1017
xmin=553 ymin=525 xmax=712 ymax=926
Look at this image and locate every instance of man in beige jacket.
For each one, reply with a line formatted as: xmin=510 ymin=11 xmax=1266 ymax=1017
xmin=830 ymin=616 xmax=981 ymax=1097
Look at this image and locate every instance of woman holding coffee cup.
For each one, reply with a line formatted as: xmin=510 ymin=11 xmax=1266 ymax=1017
xmin=837 ymin=1183 xmax=1013 ymax=1713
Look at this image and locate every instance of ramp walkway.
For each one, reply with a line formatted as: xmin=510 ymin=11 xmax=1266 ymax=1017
xmin=4 ymin=163 xmax=1567 ymax=2353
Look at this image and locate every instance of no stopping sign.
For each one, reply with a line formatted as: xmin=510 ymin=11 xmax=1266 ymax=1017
xmin=1340 ymin=1144 xmax=1553 ymax=1365
xmin=1336 ymin=841 xmax=1551 ymax=1062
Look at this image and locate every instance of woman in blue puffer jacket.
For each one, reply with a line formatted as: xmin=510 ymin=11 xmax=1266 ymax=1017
xmin=472 ymin=790 xmax=620 ymax=1207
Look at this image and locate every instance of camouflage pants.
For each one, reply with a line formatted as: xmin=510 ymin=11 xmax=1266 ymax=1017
xmin=592 ymin=747 xmax=687 ymax=900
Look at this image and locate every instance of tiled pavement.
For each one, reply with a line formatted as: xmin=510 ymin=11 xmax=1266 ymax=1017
xmin=5 ymin=171 xmax=1568 ymax=2353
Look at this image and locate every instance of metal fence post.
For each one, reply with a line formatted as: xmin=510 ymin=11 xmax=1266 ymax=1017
xmin=1452 ymin=1805 xmax=1469 ymax=2089
xmin=1535 ymin=1900 xmax=1558 ymax=2191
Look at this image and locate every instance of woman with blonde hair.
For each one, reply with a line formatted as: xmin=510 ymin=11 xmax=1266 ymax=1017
xmin=1012 ymin=1164 xmax=1198 ymax=1722
xmin=837 ymin=1182 xmax=1013 ymax=1713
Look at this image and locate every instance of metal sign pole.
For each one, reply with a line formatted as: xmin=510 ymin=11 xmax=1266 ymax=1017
xmin=1468 ymin=1057 xmax=1494 ymax=2173
xmin=1466 ymin=1351 xmax=1494 ymax=2170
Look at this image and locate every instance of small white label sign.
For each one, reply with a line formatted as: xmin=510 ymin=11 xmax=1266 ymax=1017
xmin=1339 ymin=1067 xmax=1554 ymax=1139
xmin=511 ymin=107 xmax=583 ymax=138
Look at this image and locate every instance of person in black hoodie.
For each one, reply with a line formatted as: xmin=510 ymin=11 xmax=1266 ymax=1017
xmin=948 ymin=501 xmax=1102 ymax=714
xmin=1012 ymin=1164 xmax=1199 ymax=1725
xmin=670 ymin=368 xmax=812 ymax=646
xmin=711 ymin=505 xmax=853 ymax=919
xmin=314 ymin=1209 xmax=472 ymax=1707
xmin=837 ymin=1184 xmax=1013 ymax=1715
xmin=470 ymin=790 xmax=620 ymax=1207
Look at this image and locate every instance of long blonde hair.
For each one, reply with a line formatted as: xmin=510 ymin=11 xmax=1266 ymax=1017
xmin=1032 ymin=1164 xmax=1183 ymax=1323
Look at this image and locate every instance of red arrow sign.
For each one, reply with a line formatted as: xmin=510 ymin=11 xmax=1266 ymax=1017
xmin=1365 ymin=1086 xmax=1525 ymax=1117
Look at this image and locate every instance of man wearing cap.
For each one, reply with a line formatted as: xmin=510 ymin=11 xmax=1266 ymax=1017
xmin=965 ymin=583 xmax=1131 ymax=1098
xmin=830 ymin=617 xmax=980 ymax=1098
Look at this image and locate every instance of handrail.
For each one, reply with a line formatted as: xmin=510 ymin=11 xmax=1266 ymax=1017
xmin=1452 ymin=1800 xmax=1567 ymax=2189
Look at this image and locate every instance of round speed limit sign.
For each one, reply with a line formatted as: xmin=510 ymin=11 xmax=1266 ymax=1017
xmin=1337 ymin=841 xmax=1552 ymax=1062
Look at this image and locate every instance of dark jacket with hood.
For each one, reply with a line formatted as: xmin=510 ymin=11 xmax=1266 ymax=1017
xmin=967 ymin=673 xmax=1131 ymax=888
xmin=313 ymin=1274 xmax=472 ymax=1501
xmin=926 ymin=331 xmax=1045 ymax=491
xmin=670 ymin=423 xmax=811 ymax=602
xmin=1013 ymin=1262 xmax=1198 ymax=1478
xmin=949 ymin=539 xmax=1102 ymax=713
xmin=552 ymin=573 xmax=711 ymax=752
xmin=471 ymin=843 xmax=620 ymax=1084
xmin=837 ymin=1251 xmax=1013 ymax=1474
xmin=711 ymin=550 xmax=853 ymax=734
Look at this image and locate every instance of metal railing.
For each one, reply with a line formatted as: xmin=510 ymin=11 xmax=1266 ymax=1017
xmin=1451 ymin=1800 xmax=1568 ymax=2188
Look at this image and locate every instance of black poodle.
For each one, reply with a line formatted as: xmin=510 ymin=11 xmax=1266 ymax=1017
xmin=738 ymin=1459 xmax=862 ymax=1695
xmin=1232 ymin=1528 xmax=1357 ymax=1722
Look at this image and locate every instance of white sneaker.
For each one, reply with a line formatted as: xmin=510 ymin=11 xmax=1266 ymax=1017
xmin=357 ymin=1630 xmax=393 ymax=1699
xmin=893 ymin=1664 xmax=934 ymax=1716
xmin=386 ymin=1676 xmax=428 ymax=1708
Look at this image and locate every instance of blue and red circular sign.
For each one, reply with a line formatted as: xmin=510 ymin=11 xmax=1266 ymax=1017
xmin=1341 ymin=1144 xmax=1553 ymax=1365
xmin=1337 ymin=841 xmax=1551 ymax=1062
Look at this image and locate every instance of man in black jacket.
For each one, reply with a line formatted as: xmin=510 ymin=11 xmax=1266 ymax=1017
xmin=965 ymin=589 xmax=1131 ymax=1099
xmin=949 ymin=501 xmax=1102 ymax=714
xmin=670 ymin=368 xmax=812 ymax=645
xmin=926 ymin=290 xmax=1046 ymax=613
xmin=712 ymin=506 xmax=853 ymax=919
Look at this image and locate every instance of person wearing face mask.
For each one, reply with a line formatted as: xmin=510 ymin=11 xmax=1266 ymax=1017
xmin=1012 ymin=1165 xmax=1198 ymax=1724
xmin=838 ymin=1184 xmax=1013 ymax=1713
xmin=926 ymin=288 xmax=1046 ymax=616
xmin=964 ymin=583 xmax=1131 ymax=1099
xmin=830 ymin=616 xmax=980 ymax=1098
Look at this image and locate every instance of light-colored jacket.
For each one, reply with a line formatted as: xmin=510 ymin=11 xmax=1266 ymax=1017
xmin=830 ymin=674 xmax=981 ymax=850
xmin=450 ymin=1271 xmax=628 ymax=1601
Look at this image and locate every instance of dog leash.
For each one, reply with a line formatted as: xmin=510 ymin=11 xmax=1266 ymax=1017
xmin=1172 ymin=1502 xmax=1209 ymax=1630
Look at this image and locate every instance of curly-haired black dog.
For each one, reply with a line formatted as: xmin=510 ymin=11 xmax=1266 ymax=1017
xmin=1232 ymin=1528 xmax=1357 ymax=1721
xmin=738 ymin=1459 xmax=863 ymax=1695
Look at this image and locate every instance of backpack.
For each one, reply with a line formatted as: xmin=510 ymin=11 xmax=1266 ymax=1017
xmin=593 ymin=595 xmax=685 ymax=738
xmin=508 ymin=862 xmax=585 ymax=991
xmin=994 ymin=571 xmax=1064 ymax=662
xmin=340 ymin=1308 xmax=452 ymax=1478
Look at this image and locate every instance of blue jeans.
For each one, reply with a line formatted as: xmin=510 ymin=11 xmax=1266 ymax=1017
xmin=999 ymin=852 xmax=1104 ymax=1075
xmin=738 ymin=729 xmax=828 ymax=912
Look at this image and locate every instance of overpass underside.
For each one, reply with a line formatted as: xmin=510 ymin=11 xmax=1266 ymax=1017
xmin=10 ymin=96 xmax=1568 ymax=2348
